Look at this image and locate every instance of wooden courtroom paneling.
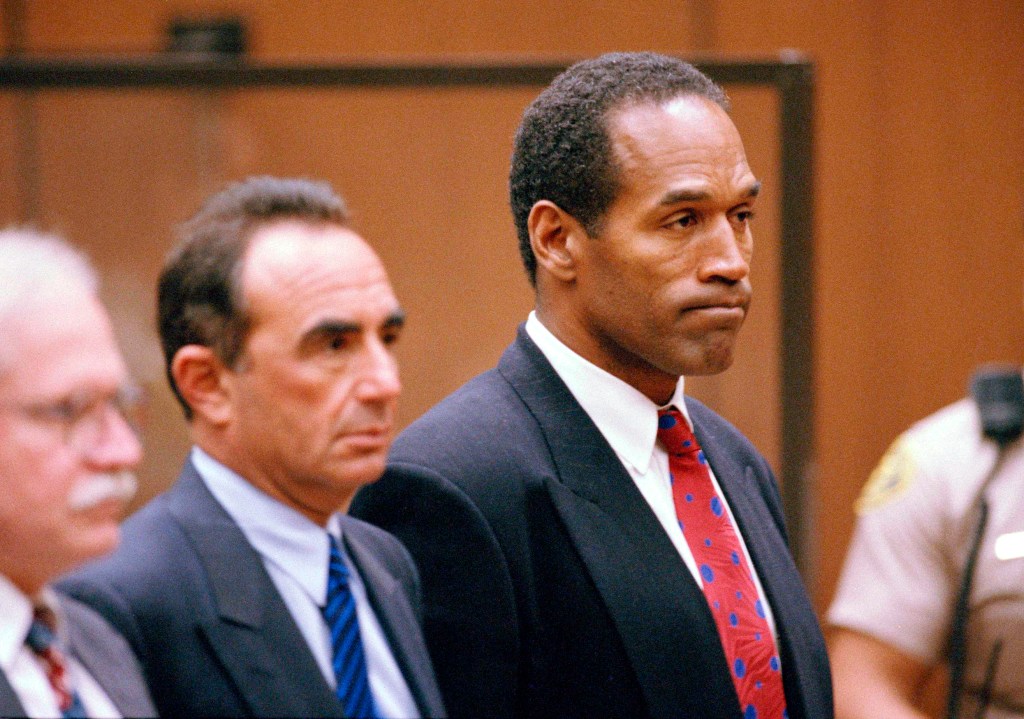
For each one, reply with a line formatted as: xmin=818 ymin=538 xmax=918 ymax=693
xmin=4 ymin=0 xmax=1023 ymax=615
xmin=0 ymin=2 xmax=785 ymax=529
xmin=713 ymin=0 xmax=1024 ymax=608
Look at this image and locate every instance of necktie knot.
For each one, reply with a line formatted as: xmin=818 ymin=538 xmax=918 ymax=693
xmin=657 ymin=408 xmax=700 ymax=457
xmin=26 ymin=605 xmax=58 ymax=654
xmin=327 ymin=536 xmax=352 ymax=587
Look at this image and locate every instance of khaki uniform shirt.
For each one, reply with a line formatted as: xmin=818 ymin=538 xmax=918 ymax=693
xmin=829 ymin=398 xmax=1024 ymax=718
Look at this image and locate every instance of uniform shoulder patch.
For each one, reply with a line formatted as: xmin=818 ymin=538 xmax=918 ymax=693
xmin=855 ymin=436 xmax=917 ymax=514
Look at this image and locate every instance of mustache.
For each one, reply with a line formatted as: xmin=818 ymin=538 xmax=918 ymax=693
xmin=68 ymin=471 xmax=138 ymax=512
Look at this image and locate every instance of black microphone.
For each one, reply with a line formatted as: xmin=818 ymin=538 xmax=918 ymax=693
xmin=970 ymin=365 xmax=1024 ymax=447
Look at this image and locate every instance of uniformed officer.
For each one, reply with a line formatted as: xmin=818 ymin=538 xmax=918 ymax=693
xmin=828 ymin=392 xmax=1024 ymax=719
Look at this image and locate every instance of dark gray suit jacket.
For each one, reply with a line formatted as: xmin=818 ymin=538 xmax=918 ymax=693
xmin=58 ymin=461 xmax=445 ymax=718
xmin=351 ymin=327 xmax=833 ymax=719
xmin=0 ymin=593 xmax=156 ymax=718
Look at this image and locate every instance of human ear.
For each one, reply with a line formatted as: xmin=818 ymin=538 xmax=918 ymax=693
xmin=528 ymin=200 xmax=584 ymax=283
xmin=171 ymin=345 xmax=233 ymax=426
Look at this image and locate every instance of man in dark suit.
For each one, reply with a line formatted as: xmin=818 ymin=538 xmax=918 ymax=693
xmin=0 ymin=228 xmax=155 ymax=718
xmin=60 ymin=177 xmax=445 ymax=718
xmin=351 ymin=52 xmax=833 ymax=719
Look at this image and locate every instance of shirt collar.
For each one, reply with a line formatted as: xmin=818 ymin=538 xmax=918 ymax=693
xmin=525 ymin=311 xmax=693 ymax=474
xmin=0 ymin=574 xmax=32 ymax=670
xmin=0 ymin=576 xmax=66 ymax=669
xmin=190 ymin=446 xmax=340 ymax=606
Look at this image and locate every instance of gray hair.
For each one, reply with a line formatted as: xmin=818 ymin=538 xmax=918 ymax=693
xmin=0 ymin=227 xmax=99 ymax=371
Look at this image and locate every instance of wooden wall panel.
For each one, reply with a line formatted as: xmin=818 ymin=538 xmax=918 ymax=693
xmin=0 ymin=82 xmax=783 ymax=514
xmin=6 ymin=0 xmax=1022 ymax=614
xmin=19 ymin=1 xmax=697 ymax=56
xmin=714 ymin=0 xmax=1024 ymax=607
xmin=24 ymin=91 xmax=207 ymax=507
xmin=0 ymin=96 xmax=18 ymax=219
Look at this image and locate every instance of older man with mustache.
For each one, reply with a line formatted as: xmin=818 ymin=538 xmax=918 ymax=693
xmin=0 ymin=228 xmax=154 ymax=718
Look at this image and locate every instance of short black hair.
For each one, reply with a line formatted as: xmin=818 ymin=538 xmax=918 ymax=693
xmin=158 ymin=175 xmax=348 ymax=419
xmin=509 ymin=52 xmax=728 ymax=285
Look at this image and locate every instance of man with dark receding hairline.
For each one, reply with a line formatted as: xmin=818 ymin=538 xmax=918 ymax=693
xmin=353 ymin=52 xmax=832 ymax=719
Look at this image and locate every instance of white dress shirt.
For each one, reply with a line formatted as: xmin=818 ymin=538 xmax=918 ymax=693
xmin=191 ymin=447 xmax=419 ymax=719
xmin=525 ymin=311 xmax=779 ymax=639
xmin=0 ymin=576 xmax=121 ymax=718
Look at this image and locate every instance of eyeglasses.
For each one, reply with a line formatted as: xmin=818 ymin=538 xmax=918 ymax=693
xmin=1 ymin=384 xmax=146 ymax=453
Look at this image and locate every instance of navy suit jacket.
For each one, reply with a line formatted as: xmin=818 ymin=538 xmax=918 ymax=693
xmin=58 ymin=462 xmax=445 ymax=718
xmin=351 ymin=327 xmax=832 ymax=719
xmin=0 ymin=594 xmax=156 ymax=718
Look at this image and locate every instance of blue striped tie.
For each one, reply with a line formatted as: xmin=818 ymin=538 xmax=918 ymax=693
xmin=323 ymin=535 xmax=378 ymax=719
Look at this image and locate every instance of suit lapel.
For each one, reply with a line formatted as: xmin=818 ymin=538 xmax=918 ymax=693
xmin=499 ymin=329 xmax=740 ymax=718
xmin=60 ymin=595 xmax=154 ymax=717
xmin=0 ymin=671 xmax=27 ymax=718
xmin=168 ymin=464 xmax=343 ymax=718
xmin=342 ymin=520 xmax=445 ymax=718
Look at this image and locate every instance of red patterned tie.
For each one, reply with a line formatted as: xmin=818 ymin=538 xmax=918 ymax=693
xmin=657 ymin=408 xmax=787 ymax=719
xmin=24 ymin=605 xmax=87 ymax=718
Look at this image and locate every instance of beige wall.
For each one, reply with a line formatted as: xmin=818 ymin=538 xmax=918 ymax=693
xmin=3 ymin=0 xmax=1023 ymax=617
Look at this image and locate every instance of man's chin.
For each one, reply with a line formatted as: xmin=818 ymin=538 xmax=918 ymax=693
xmin=65 ymin=526 xmax=122 ymax=571
xmin=350 ymin=457 xmax=389 ymax=487
xmin=675 ymin=335 xmax=739 ymax=376
xmin=326 ymin=453 xmax=389 ymax=490
xmin=74 ymin=497 xmax=129 ymax=524
xmin=682 ymin=355 xmax=736 ymax=377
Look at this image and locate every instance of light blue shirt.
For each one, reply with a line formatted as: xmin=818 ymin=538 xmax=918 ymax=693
xmin=525 ymin=311 xmax=779 ymax=639
xmin=191 ymin=447 xmax=419 ymax=719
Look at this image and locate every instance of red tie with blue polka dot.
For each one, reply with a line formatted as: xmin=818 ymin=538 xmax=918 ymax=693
xmin=657 ymin=407 xmax=788 ymax=719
